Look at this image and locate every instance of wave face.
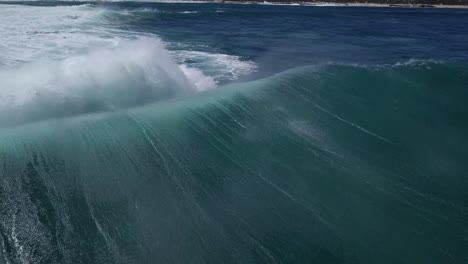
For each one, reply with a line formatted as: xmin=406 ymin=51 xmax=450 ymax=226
xmin=1 ymin=2 xmax=468 ymax=264
xmin=1 ymin=62 xmax=468 ymax=264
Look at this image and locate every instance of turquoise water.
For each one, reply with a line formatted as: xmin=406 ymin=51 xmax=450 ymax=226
xmin=0 ymin=2 xmax=467 ymax=264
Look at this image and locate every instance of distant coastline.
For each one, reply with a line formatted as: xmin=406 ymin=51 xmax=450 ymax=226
xmin=219 ymin=0 xmax=468 ymax=8
xmin=0 ymin=0 xmax=466 ymax=8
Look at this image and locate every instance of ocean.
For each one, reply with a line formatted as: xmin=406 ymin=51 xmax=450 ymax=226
xmin=0 ymin=2 xmax=467 ymax=263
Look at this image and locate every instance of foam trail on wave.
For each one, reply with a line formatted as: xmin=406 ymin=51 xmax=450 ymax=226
xmin=314 ymin=104 xmax=394 ymax=144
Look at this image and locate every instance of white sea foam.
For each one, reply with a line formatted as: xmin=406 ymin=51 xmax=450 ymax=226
xmin=310 ymin=3 xmax=340 ymax=6
xmin=0 ymin=4 xmax=255 ymax=81
xmin=173 ymin=50 xmax=257 ymax=82
xmin=261 ymin=1 xmax=301 ymax=6
xmin=0 ymin=4 xmax=121 ymax=66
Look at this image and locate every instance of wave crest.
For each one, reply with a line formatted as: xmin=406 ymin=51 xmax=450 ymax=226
xmin=0 ymin=38 xmax=214 ymax=128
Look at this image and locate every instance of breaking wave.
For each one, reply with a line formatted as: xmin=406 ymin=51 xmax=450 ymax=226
xmin=1 ymin=2 xmax=468 ymax=264
xmin=1 ymin=61 xmax=467 ymax=263
xmin=0 ymin=4 xmax=255 ymax=127
xmin=0 ymin=38 xmax=217 ymax=128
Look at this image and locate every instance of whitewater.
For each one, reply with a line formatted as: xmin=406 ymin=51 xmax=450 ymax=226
xmin=0 ymin=2 xmax=467 ymax=264
xmin=0 ymin=3 xmax=258 ymax=127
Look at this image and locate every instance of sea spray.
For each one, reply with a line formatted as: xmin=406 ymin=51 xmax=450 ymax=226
xmin=0 ymin=38 xmax=217 ymax=128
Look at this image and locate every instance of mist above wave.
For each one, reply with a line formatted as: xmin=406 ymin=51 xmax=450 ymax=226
xmin=0 ymin=38 xmax=216 ymax=128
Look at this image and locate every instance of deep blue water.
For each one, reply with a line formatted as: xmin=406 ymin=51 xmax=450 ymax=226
xmin=104 ymin=2 xmax=468 ymax=76
xmin=0 ymin=2 xmax=467 ymax=264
